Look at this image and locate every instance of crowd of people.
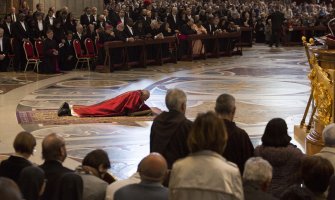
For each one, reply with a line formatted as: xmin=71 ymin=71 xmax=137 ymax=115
xmin=1 ymin=89 xmax=335 ymax=200
xmin=0 ymin=0 xmax=334 ymax=72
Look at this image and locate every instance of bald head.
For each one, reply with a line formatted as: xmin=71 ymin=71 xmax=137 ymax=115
xmin=138 ymin=153 xmax=167 ymax=183
xmin=323 ymin=124 xmax=335 ymax=147
xmin=140 ymin=90 xmax=150 ymax=101
xmin=42 ymin=133 xmax=66 ymax=162
xmin=0 ymin=177 xmax=22 ymax=200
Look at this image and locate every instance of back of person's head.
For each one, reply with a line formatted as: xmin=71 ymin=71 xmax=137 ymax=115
xmin=0 ymin=177 xmax=22 ymax=200
xmin=13 ymin=131 xmax=36 ymax=155
xmin=165 ymin=88 xmax=187 ymax=113
xmin=243 ymin=157 xmax=272 ymax=189
xmin=82 ymin=149 xmax=111 ymax=171
xmin=18 ymin=166 xmax=45 ymax=200
xmin=138 ymin=153 xmax=167 ymax=183
xmin=261 ymin=118 xmax=291 ymax=147
xmin=301 ymin=156 xmax=334 ymax=195
xmin=42 ymin=133 xmax=66 ymax=162
xmin=215 ymin=93 xmax=235 ymax=116
xmin=323 ymin=123 xmax=335 ymax=147
xmin=188 ymin=111 xmax=227 ymax=154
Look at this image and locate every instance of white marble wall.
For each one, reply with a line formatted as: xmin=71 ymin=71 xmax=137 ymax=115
xmin=32 ymin=0 xmax=104 ymax=17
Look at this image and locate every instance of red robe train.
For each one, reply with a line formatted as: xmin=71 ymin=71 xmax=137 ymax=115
xmin=72 ymin=90 xmax=150 ymax=117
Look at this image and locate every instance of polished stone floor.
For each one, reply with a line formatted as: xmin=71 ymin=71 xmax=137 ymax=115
xmin=0 ymin=45 xmax=310 ymax=179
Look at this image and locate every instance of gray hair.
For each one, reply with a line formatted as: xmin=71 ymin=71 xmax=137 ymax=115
xmin=243 ymin=157 xmax=272 ymax=184
xmin=165 ymin=89 xmax=187 ymax=112
xmin=323 ymin=123 xmax=335 ymax=147
xmin=215 ymin=94 xmax=235 ymax=115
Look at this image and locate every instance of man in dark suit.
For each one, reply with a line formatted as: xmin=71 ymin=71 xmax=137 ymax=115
xmin=10 ymin=7 xmax=18 ymax=23
xmin=167 ymin=7 xmax=181 ymax=33
xmin=44 ymin=9 xmax=55 ymax=30
xmin=73 ymin=24 xmax=87 ymax=53
xmin=33 ymin=12 xmax=46 ymax=40
xmin=11 ymin=13 xmax=32 ymax=71
xmin=90 ymin=7 xmax=98 ymax=26
xmin=39 ymin=133 xmax=78 ymax=200
xmin=114 ymin=153 xmax=168 ymax=200
xmin=33 ymin=3 xmax=44 ymax=20
xmin=2 ymin=15 xmax=13 ymax=38
xmin=80 ymin=7 xmax=93 ymax=27
xmin=60 ymin=31 xmax=76 ymax=70
xmin=268 ymin=6 xmax=285 ymax=47
xmin=0 ymin=28 xmax=11 ymax=72
xmin=111 ymin=9 xmax=128 ymax=27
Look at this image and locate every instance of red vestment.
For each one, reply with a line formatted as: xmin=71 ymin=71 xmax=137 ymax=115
xmin=73 ymin=90 xmax=149 ymax=117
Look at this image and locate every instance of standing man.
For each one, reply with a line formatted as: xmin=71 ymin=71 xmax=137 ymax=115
xmin=215 ymin=93 xmax=254 ymax=173
xmin=150 ymin=89 xmax=192 ymax=169
xmin=0 ymin=28 xmax=11 ymax=72
xmin=268 ymin=6 xmax=285 ymax=47
xmin=11 ymin=13 xmax=32 ymax=72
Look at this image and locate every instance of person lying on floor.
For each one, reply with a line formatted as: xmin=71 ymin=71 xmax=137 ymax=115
xmin=58 ymin=90 xmax=151 ymax=117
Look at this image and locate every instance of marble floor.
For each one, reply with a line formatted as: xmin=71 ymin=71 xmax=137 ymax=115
xmin=0 ymin=44 xmax=310 ymax=179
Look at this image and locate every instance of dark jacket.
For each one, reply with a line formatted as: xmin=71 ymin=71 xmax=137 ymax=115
xmin=223 ymin=119 xmax=254 ymax=173
xmin=0 ymin=156 xmax=32 ymax=183
xmin=150 ymin=110 xmax=193 ymax=169
xmin=39 ymin=160 xmax=74 ymax=200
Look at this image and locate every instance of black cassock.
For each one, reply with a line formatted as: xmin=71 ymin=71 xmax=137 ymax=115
xmin=60 ymin=39 xmax=76 ymax=70
xmin=40 ymin=38 xmax=60 ymax=74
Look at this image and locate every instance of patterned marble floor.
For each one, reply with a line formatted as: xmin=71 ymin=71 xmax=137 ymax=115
xmin=0 ymin=45 xmax=310 ymax=179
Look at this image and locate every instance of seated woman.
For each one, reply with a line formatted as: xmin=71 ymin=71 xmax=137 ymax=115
xmin=58 ymin=90 xmax=151 ymax=117
xmin=40 ymin=29 xmax=60 ymax=74
xmin=254 ymin=118 xmax=304 ymax=198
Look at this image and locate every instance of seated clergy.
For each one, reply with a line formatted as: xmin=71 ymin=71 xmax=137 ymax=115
xmin=58 ymin=90 xmax=151 ymax=117
xmin=0 ymin=28 xmax=11 ymax=72
xmin=150 ymin=89 xmax=192 ymax=169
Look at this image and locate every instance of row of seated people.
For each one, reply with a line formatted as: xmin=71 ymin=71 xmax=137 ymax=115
xmin=1 ymin=89 xmax=335 ymax=200
xmin=0 ymin=5 xmax=241 ymax=73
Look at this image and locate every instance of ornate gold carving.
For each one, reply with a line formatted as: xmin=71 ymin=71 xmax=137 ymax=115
xmin=309 ymin=63 xmax=333 ymax=125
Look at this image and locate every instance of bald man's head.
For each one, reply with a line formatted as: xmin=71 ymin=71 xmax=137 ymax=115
xmin=42 ymin=133 xmax=67 ymax=162
xmin=140 ymin=90 xmax=150 ymax=101
xmin=138 ymin=153 xmax=167 ymax=183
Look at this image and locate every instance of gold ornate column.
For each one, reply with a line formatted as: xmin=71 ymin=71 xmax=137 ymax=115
xmin=305 ymin=47 xmax=335 ymax=155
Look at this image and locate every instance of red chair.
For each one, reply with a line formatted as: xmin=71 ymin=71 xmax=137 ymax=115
xmin=35 ymin=40 xmax=44 ymax=59
xmin=73 ymin=39 xmax=94 ymax=70
xmin=85 ymin=38 xmax=96 ymax=60
xmin=23 ymin=41 xmax=39 ymax=72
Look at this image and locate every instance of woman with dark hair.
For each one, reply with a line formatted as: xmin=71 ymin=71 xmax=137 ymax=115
xmin=255 ymin=118 xmax=304 ymax=198
xmin=76 ymin=149 xmax=113 ymax=200
xmin=0 ymin=132 xmax=36 ymax=183
xmin=169 ymin=111 xmax=243 ymax=200
xmin=18 ymin=166 xmax=46 ymax=200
